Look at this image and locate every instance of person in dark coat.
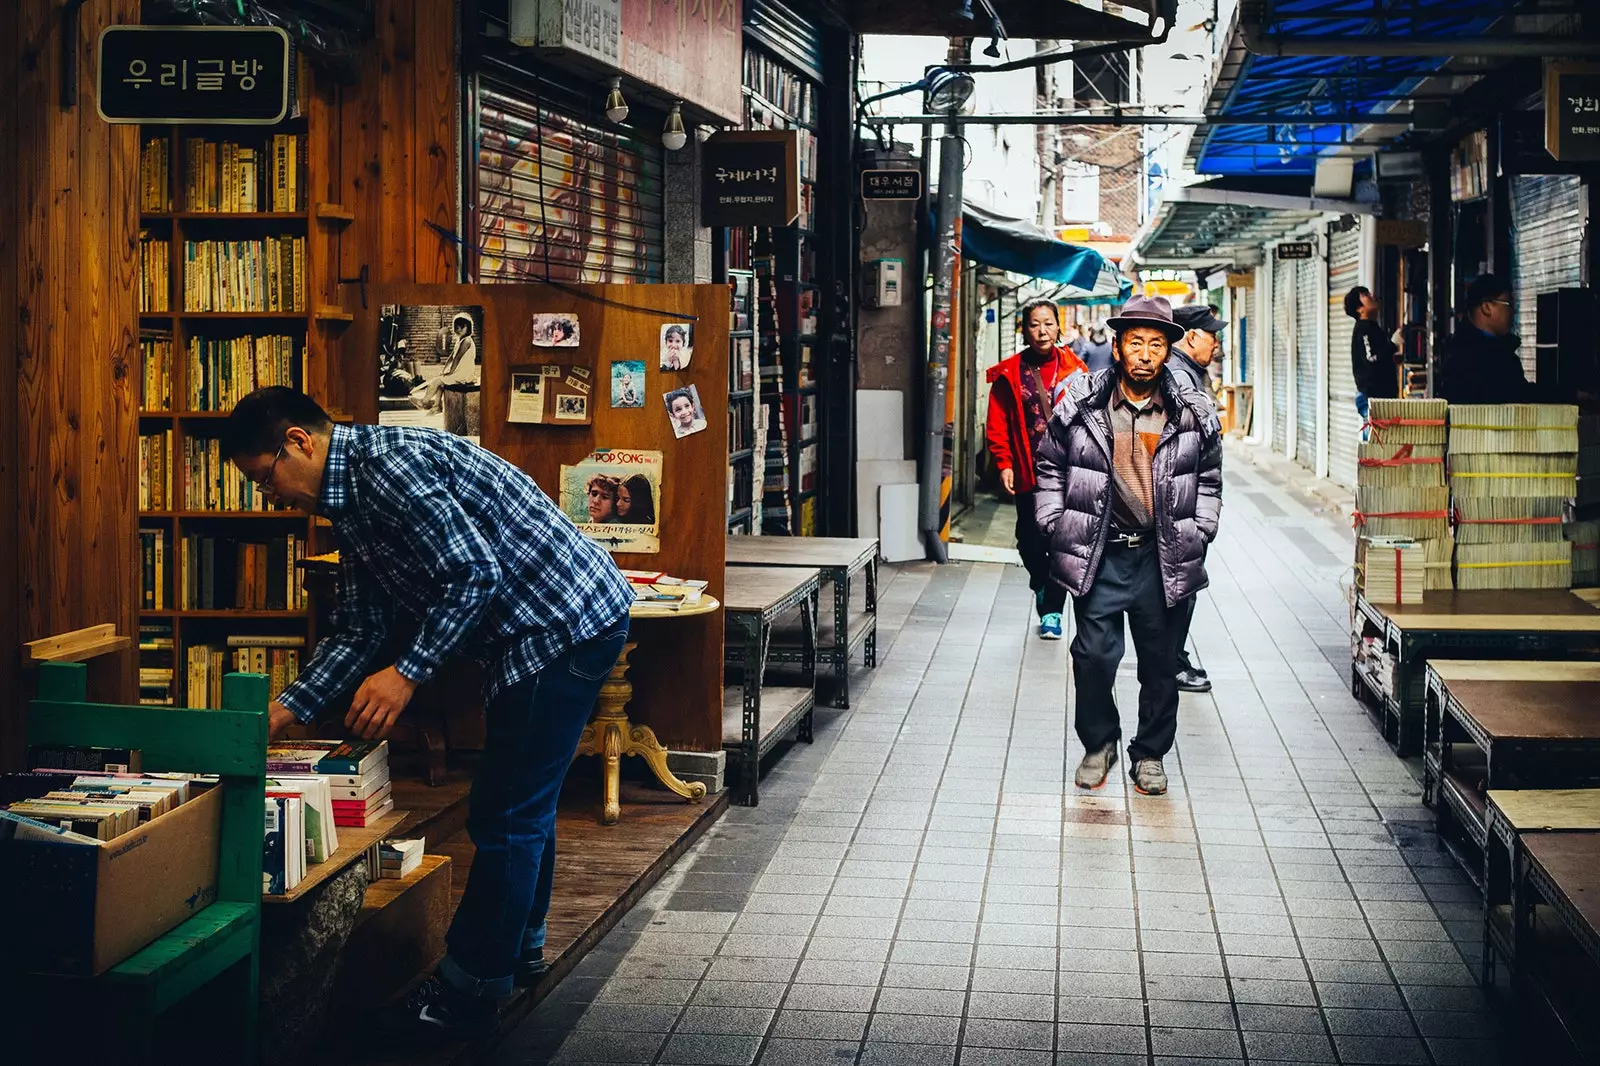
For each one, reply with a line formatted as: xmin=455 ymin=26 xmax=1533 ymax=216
xmin=1079 ymin=323 xmax=1115 ymax=374
xmin=1167 ymin=303 xmax=1227 ymax=695
xmin=1345 ymin=286 xmax=1399 ymax=418
xmin=985 ymin=298 xmax=1088 ymax=640
xmin=1034 ymin=295 xmax=1223 ymax=796
xmin=1436 ymin=273 xmax=1567 ymax=405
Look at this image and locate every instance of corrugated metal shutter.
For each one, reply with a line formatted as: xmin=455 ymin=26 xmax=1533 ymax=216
xmin=745 ymin=0 xmax=825 ymax=83
xmin=1327 ymin=225 xmax=1361 ymax=488
xmin=1295 ymin=257 xmax=1320 ymax=467
xmin=1511 ymin=175 xmax=1584 ymax=381
xmin=1271 ymin=262 xmax=1292 ymax=455
xmin=476 ymin=74 xmax=666 ymax=284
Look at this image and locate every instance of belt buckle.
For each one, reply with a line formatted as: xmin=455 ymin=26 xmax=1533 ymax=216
xmin=1114 ymin=531 xmax=1144 ymax=548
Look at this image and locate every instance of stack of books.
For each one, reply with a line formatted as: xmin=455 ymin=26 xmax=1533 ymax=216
xmin=1358 ymin=536 xmax=1425 ymax=605
xmin=265 ymin=740 xmax=393 ymax=828
xmin=140 ymin=136 xmax=171 ymax=213
xmin=140 ymin=329 xmax=173 ymax=410
xmin=1573 ymin=415 xmax=1600 ymax=588
xmin=263 ymin=773 xmax=338 ymax=865
xmin=1449 ymin=404 xmax=1578 ymax=590
xmin=1357 ymin=400 xmax=1450 ymax=592
xmin=624 ymin=570 xmax=709 ymax=610
xmin=3 ymin=769 xmax=192 ymax=841
xmin=263 ymin=791 xmax=307 ymax=894
xmin=139 ymin=231 xmax=170 ymax=312
xmin=377 ymin=837 xmax=425 ymax=879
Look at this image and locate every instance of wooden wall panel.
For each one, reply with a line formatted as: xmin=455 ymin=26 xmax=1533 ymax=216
xmin=350 ymin=282 xmax=730 ymax=751
xmin=0 ymin=1 xmax=18 ymax=769
xmin=412 ymin=0 xmax=459 ymax=285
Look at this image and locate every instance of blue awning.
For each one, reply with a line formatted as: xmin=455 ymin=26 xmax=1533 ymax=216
xmin=960 ymin=201 xmax=1133 ymax=303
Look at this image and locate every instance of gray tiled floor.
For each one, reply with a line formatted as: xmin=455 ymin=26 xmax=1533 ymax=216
xmin=493 ymin=446 xmax=1522 ymax=1065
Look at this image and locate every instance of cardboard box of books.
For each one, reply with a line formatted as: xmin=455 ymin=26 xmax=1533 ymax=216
xmin=1 ymin=784 xmax=221 ymax=976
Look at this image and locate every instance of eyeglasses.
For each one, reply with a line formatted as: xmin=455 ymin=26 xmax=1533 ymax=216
xmin=248 ymin=440 xmax=287 ymax=493
xmin=1487 ymin=299 xmax=1512 ymax=308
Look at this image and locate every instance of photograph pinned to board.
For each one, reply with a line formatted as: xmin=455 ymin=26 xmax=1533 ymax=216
xmin=659 ymin=323 xmax=694 ymax=370
xmin=378 ymin=304 xmax=484 ymax=441
xmin=530 ymin=312 xmax=580 ymax=348
xmin=611 ymin=360 xmax=645 ymax=408
xmin=664 ymin=384 xmax=708 ymax=439
xmin=558 ymin=449 xmax=663 ymax=554
xmin=506 ymin=364 xmax=594 ymax=425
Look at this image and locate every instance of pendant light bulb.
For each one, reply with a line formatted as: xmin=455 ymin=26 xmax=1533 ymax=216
xmin=604 ymin=77 xmax=629 ymax=123
xmin=662 ymin=101 xmax=688 ymax=151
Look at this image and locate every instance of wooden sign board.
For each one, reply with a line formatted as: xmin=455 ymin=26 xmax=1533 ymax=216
xmin=1375 ymin=219 xmax=1427 ymax=249
xmin=702 ymin=131 xmax=800 ymax=228
xmin=1545 ymin=63 xmax=1600 ymax=163
xmin=97 ymin=25 xmax=290 ymax=125
xmin=1276 ymin=241 xmax=1314 ymax=261
xmin=1225 ymin=272 xmax=1255 ymax=289
xmin=861 ymin=168 xmax=923 ymax=201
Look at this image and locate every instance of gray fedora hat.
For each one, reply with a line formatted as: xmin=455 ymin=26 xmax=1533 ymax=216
xmin=1106 ymin=295 xmax=1186 ymax=342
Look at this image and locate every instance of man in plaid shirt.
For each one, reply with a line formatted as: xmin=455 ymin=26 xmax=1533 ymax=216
xmin=225 ymin=387 xmax=633 ymax=1039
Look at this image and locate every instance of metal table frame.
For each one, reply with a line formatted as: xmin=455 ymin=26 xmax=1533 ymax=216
xmin=724 ymin=570 xmax=820 ymax=807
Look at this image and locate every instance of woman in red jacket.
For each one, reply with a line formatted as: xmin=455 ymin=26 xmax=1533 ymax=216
xmin=986 ymin=298 xmax=1088 ymax=639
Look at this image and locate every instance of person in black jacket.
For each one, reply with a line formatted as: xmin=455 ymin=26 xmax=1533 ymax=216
xmin=1435 ymin=274 xmax=1569 ymax=405
xmin=1345 ymin=286 xmax=1399 ymax=420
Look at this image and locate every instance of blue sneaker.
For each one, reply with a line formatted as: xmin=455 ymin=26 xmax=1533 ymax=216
xmin=1038 ymin=613 xmax=1063 ymax=640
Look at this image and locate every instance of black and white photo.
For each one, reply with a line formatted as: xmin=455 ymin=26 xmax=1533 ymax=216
xmin=378 ymin=303 xmax=484 ymax=441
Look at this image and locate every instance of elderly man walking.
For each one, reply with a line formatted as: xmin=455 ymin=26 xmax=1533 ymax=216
xmin=1034 ymin=296 xmax=1223 ymax=795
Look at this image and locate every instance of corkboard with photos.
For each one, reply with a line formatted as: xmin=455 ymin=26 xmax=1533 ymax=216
xmin=343 ymin=283 xmax=730 ymax=752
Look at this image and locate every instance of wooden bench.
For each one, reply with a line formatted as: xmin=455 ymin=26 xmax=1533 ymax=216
xmin=722 ymin=565 xmax=821 ymax=806
xmin=726 ymin=536 xmax=880 ymax=708
xmin=1352 ymin=589 xmax=1600 ymax=755
xmin=1425 ymin=661 xmax=1600 ymax=885
xmin=21 ymin=660 xmax=267 ymax=1061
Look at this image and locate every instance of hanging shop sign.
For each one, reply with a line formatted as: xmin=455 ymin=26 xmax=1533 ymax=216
xmin=1545 ymin=64 xmax=1600 ymax=163
xmin=1275 ymin=241 xmax=1314 ymax=261
xmin=619 ymin=0 xmax=743 ymax=124
xmin=861 ymin=168 xmax=923 ymax=201
xmin=701 ymin=131 xmax=800 ymax=228
xmin=1375 ymin=220 xmax=1427 ymax=249
xmin=97 ymin=25 xmax=290 ymax=125
xmin=510 ymin=0 xmax=622 ymax=65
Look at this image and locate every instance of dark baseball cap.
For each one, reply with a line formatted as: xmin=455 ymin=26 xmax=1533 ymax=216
xmin=1173 ymin=303 xmax=1227 ymax=334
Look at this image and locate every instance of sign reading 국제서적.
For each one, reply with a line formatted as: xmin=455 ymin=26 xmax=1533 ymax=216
xmin=97 ymin=25 xmax=291 ymax=125
xmin=701 ymin=131 xmax=800 ymax=228
xmin=860 ymin=169 xmax=923 ymax=201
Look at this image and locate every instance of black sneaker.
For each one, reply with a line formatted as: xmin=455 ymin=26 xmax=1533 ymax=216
xmin=1176 ymin=668 xmax=1212 ymax=693
xmin=514 ymin=946 xmax=549 ymax=987
xmin=401 ymin=974 xmax=499 ymax=1042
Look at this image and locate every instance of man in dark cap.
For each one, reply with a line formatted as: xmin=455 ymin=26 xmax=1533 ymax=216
xmin=1035 ymin=296 xmax=1223 ymax=796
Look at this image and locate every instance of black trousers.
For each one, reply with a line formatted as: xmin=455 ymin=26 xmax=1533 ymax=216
xmin=1174 ymin=593 xmax=1199 ymax=673
xmin=1070 ymin=541 xmax=1185 ymax=762
xmin=1014 ymin=490 xmax=1067 ymax=614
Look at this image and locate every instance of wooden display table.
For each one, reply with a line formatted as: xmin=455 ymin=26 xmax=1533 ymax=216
xmin=726 ymin=536 xmax=880 ymax=708
xmin=723 ymin=566 xmax=821 ymax=806
xmin=1484 ymin=790 xmax=1600 ymax=986
xmin=572 ymin=598 xmax=719 ymax=825
xmin=1352 ymin=590 xmax=1600 ymax=755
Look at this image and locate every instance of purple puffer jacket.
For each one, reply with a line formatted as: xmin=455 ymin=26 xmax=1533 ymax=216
xmin=1033 ymin=367 xmax=1223 ymax=606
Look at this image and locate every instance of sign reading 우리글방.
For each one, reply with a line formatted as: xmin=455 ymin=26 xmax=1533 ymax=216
xmin=97 ymin=25 xmax=290 ymax=125
xmin=861 ymin=169 xmax=923 ymax=201
xmin=701 ymin=131 xmax=800 ymax=228
xmin=1545 ymin=64 xmax=1600 ymax=162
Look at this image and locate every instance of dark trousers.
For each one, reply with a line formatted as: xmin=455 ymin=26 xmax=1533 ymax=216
xmin=1174 ymin=593 xmax=1199 ymax=673
xmin=438 ymin=619 xmax=629 ymax=998
xmin=1015 ymin=490 xmax=1067 ymax=614
xmin=1070 ymin=542 xmax=1184 ymax=762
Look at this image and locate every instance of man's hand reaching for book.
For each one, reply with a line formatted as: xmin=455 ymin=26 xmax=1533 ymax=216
xmin=267 ymin=702 xmax=297 ymax=741
xmin=345 ymin=665 xmax=418 ymax=741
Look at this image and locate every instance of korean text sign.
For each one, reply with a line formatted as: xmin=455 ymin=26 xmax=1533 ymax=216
xmin=98 ymin=25 xmax=290 ymax=125
xmin=701 ymin=131 xmax=800 ymax=228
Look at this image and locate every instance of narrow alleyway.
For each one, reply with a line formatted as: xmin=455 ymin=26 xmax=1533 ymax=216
xmin=493 ymin=443 xmax=1517 ymax=1066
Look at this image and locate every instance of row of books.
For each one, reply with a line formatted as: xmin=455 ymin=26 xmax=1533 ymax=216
xmin=140 ymin=233 xmax=170 ymax=312
xmin=3 ymin=768 xmax=195 ymax=842
xmin=140 ymin=136 xmax=172 ymax=213
xmin=183 ymin=435 xmax=294 ymax=512
xmin=139 ymin=528 xmax=170 ymax=609
xmin=184 ymin=333 xmax=301 ymax=411
xmin=176 ymin=533 xmax=308 ymax=612
xmin=181 ymin=639 xmax=302 ymax=708
xmin=728 ymin=461 xmax=756 ymax=521
xmin=182 ymin=236 xmax=307 ymax=313
xmin=139 ymin=432 xmax=174 ymax=511
xmin=141 ymin=330 xmax=174 ymax=409
xmin=729 ymin=401 xmax=757 ymax=453
xmin=730 ymin=335 xmax=755 ymax=393
xmin=744 ymin=50 xmax=818 ymax=125
xmin=180 ymin=134 xmax=304 ymax=214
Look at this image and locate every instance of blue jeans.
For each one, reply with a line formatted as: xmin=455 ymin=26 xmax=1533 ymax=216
xmin=1356 ymin=392 xmax=1370 ymax=442
xmin=438 ymin=617 xmax=629 ymax=998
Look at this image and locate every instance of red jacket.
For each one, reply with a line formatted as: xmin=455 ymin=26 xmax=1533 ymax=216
xmin=985 ymin=345 xmax=1087 ymax=494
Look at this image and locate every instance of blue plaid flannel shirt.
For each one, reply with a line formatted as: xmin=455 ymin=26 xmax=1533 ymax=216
xmin=276 ymin=425 xmax=634 ymax=723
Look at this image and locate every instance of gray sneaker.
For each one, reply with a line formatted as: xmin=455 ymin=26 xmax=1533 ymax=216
xmin=1131 ymin=758 xmax=1168 ymax=796
xmin=1074 ymin=743 xmax=1118 ymax=790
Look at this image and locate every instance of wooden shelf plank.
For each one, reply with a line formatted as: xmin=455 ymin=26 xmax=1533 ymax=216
xmin=23 ymin=625 xmax=132 ymax=665
xmin=313 ymin=305 xmax=354 ymax=323
xmin=314 ymin=202 xmax=355 ymax=222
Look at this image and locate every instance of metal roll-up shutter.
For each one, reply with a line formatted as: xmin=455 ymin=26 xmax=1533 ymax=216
xmin=1511 ymin=175 xmax=1584 ymax=380
xmin=745 ymin=0 xmax=825 ymax=83
xmin=476 ymin=73 xmax=666 ymax=284
xmin=1326 ymin=225 xmax=1362 ymax=488
xmin=1294 ymin=257 xmax=1320 ymax=467
xmin=1271 ymin=262 xmax=1292 ymax=455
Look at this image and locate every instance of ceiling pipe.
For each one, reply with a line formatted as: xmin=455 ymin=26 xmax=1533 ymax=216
xmin=1241 ymin=24 xmax=1600 ymax=57
xmin=860 ymin=111 xmax=1444 ymax=128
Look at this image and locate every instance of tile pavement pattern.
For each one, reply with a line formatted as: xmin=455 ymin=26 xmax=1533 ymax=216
xmin=493 ymin=451 xmax=1518 ymax=1065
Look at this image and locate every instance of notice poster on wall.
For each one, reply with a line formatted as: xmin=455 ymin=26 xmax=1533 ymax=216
xmin=378 ymin=304 xmax=484 ymax=442
xmin=507 ymin=364 xmax=594 ymax=425
xmin=558 ymin=449 xmax=663 ymax=554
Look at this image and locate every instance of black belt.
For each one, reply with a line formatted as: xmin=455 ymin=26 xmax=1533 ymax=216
xmin=1107 ymin=529 xmax=1155 ymax=549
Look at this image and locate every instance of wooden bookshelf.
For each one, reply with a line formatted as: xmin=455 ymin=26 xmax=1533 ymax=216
xmin=727 ymin=270 xmax=759 ymax=535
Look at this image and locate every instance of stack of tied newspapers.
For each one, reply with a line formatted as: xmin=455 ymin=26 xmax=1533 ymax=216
xmin=1358 ymin=398 xmax=1451 ymax=591
xmin=1571 ymin=414 xmax=1600 ymax=587
xmin=1358 ymin=537 xmax=1426 ymax=606
xmin=1448 ymin=404 xmax=1578 ymax=590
